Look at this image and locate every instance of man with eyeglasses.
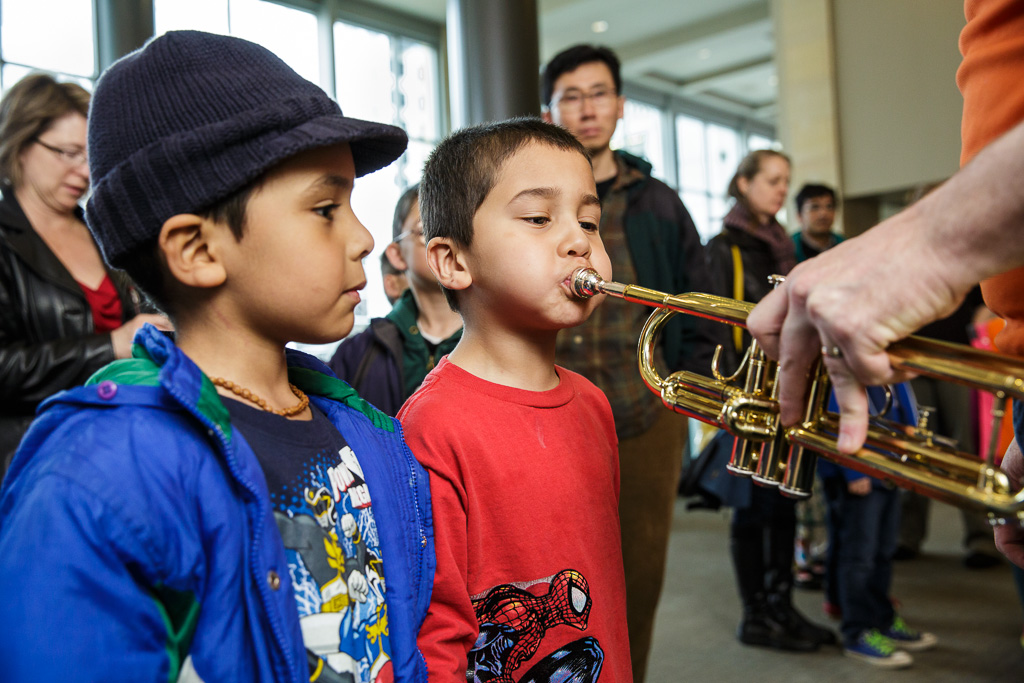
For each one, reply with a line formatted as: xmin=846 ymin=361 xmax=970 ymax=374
xmin=542 ymin=44 xmax=716 ymax=683
xmin=330 ymin=184 xmax=462 ymax=416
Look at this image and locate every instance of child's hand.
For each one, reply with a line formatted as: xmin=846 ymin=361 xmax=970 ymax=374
xmin=846 ymin=478 xmax=871 ymax=496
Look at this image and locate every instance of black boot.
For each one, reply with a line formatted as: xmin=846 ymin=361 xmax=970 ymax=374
xmin=731 ymin=534 xmax=819 ymax=652
xmin=738 ymin=601 xmax=821 ymax=651
xmin=765 ymin=509 xmax=838 ymax=647
xmin=766 ymin=590 xmax=838 ymax=647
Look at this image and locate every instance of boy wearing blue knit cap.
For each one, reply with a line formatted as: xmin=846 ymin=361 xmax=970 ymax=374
xmin=0 ymin=31 xmax=434 ymax=683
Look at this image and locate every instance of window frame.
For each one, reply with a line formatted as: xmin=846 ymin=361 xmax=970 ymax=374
xmin=621 ymin=80 xmax=777 ymax=242
xmin=0 ymin=0 xmax=101 ymax=92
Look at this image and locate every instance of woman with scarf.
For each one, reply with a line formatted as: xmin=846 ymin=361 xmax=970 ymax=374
xmin=706 ymin=149 xmax=836 ymax=653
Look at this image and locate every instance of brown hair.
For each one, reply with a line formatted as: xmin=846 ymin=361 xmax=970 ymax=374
xmin=0 ymin=73 xmax=91 ymax=189
xmin=727 ymin=149 xmax=791 ymax=205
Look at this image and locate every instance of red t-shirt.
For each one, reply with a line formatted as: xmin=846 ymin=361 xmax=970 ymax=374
xmin=958 ymin=0 xmax=1024 ymax=355
xmin=77 ymin=274 xmax=123 ymax=333
xmin=399 ymin=357 xmax=631 ymax=683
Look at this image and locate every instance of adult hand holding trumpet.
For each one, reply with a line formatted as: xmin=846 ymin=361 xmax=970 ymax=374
xmin=748 ymin=119 xmax=1024 ymax=457
xmin=746 ymin=210 xmax=964 ymax=455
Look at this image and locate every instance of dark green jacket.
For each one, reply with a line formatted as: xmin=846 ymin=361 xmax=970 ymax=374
xmin=792 ymin=230 xmax=844 ymax=263
xmin=616 ymin=151 xmax=717 ymax=372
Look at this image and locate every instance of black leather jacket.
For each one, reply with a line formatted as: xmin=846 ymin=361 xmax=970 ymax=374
xmin=0 ymin=191 xmax=139 ymax=465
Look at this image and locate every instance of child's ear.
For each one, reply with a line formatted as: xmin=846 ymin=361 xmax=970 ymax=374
xmin=426 ymin=237 xmax=471 ymax=293
xmin=384 ymin=241 xmax=409 ymax=272
xmin=159 ymin=214 xmax=227 ymax=289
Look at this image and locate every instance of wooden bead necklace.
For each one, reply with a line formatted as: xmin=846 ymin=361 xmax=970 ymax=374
xmin=209 ymin=376 xmax=309 ymax=417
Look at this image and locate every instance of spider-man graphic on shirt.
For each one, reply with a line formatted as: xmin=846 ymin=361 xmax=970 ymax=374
xmin=467 ymin=569 xmax=604 ymax=683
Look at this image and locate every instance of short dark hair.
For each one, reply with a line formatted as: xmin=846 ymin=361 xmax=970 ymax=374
xmin=420 ymin=117 xmax=590 ymax=312
xmin=119 ymin=179 xmax=260 ymax=318
xmin=392 ymin=183 xmax=420 ymax=241
xmin=795 ymin=183 xmax=837 ymax=213
xmin=541 ymin=44 xmax=621 ymax=106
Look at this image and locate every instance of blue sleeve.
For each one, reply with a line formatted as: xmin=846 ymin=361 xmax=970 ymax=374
xmin=0 ymin=472 xmax=177 ymax=682
xmin=842 ymin=468 xmax=870 ymax=484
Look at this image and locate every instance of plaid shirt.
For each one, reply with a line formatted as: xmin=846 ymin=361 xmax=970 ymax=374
xmin=555 ymin=155 xmax=668 ymax=439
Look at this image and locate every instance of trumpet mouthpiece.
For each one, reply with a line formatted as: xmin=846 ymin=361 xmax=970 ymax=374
xmin=570 ymin=268 xmax=602 ymax=299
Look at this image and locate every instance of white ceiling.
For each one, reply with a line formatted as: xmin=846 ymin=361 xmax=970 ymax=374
xmin=362 ymin=0 xmax=777 ymax=122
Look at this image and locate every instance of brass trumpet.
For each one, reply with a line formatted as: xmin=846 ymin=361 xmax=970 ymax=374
xmin=569 ymin=267 xmax=1024 ymax=523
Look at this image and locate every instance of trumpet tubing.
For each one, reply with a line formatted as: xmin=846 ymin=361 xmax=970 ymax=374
xmin=570 ymin=267 xmax=1024 ymax=522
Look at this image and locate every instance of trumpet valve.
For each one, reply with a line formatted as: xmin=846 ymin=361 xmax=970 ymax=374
xmin=779 ymin=442 xmax=817 ymax=499
xmin=914 ymin=405 xmax=935 ymax=447
xmin=727 ymin=437 xmax=758 ymax=476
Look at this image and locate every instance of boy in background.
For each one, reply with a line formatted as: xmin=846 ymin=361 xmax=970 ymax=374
xmin=820 ymin=385 xmax=938 ymax=668
xmin=331 ymin=184 xmax=462 ymax=415
xmin=380 ymin=250 xmax=408 ymax=305
xmin=791 ymin=183 xmax=843 ymax=262
xmin=399 ymin=118 xmax=631 ymax=682
xmin=0 ymin=31 xmax=434 ymax=683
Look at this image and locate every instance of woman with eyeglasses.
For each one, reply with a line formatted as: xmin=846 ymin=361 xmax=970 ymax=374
xmin=0 ymin=73 xmax=171 ymax=476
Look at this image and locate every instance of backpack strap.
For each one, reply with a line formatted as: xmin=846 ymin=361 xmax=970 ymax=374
xmin=730 ymin=243 xmax=744 ymax=353
xmin=351 ymin=342 xmax=383 ymax=392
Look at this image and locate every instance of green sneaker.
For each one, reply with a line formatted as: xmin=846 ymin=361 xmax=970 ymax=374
xmin=883 ymin=615 xmax=938 ymax=652
xmin=844 ymin=629 xmax=913 ymax=668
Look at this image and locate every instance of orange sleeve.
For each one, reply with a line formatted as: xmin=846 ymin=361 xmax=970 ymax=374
xmin=957 ymin=0 xmax=1024 ymax=165
xmin=958 ymin=0 xmax=1024 ymax=354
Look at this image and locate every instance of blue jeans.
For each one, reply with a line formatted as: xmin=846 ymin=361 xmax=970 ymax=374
xmin=824 ymin=480 xmax=900 ymax=644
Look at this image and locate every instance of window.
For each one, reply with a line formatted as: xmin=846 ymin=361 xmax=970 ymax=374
xmin=748 ymin=133 xmax=775 ymax=152
xmin=0 ymin=0 xmax=95 ymax=94
xmin=154 ymin=0 xmax=229 ymax=35
xmin=611 ymin=100 xmax=666 ymax=182
xmin=675 ymin=112 xmax=778 ymax=241
xmin=334 ymin=20 xmax=442 ymax=323
xmin=154 ymin=0 xmax=319 ymax=84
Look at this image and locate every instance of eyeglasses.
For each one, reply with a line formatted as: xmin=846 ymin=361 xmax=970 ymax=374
xmin=395 ymin=226 xmax=426 ymax=245
xmin=552 ymin=87 xmax=618 ymax=112
xmin=33 ymin=138 xmax=88 ymax=166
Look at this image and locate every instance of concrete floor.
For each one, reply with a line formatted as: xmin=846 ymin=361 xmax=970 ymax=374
xmin=646 ymin=499 xmax=1023 ymax=682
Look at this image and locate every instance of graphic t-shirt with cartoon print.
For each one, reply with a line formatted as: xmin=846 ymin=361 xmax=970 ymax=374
xmin=224 ymin=399 xmax=392 ymax=682
xmin=399 ymin=358 xmax=630 ymax=683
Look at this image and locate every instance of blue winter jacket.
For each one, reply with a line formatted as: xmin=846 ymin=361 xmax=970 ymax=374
xmin=0 ymin=325 xmax=434 ymax=683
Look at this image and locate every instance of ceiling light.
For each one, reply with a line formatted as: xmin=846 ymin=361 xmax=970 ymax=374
xmin=591 ymin=20 xmax=609 ymax=33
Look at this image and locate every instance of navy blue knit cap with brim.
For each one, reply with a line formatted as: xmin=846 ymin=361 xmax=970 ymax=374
xmin=86 ymin=30 xmax=408 ymax=269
